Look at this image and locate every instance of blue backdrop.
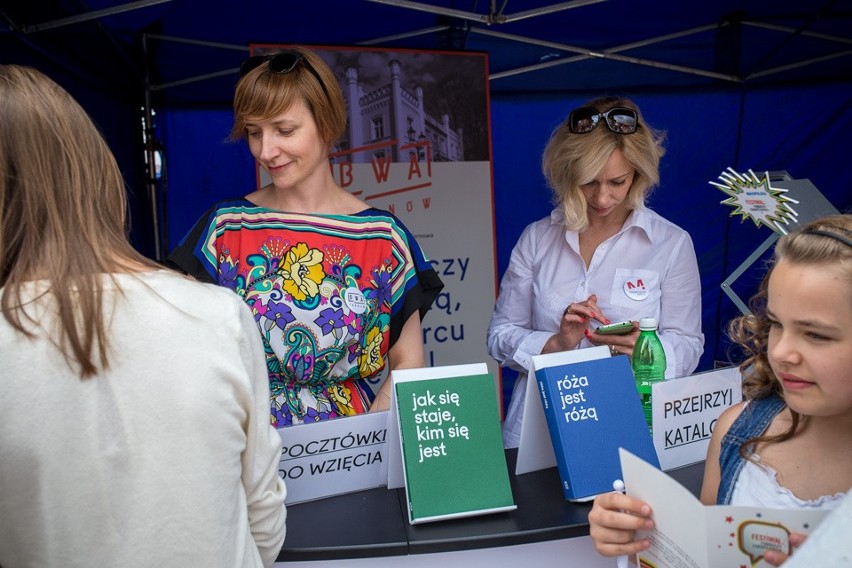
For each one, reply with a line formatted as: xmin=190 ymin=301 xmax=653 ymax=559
xmin=3 ymin=1 xmax=850 ymax=415
xmin=160 ymin=82 xmax=851 ymax=408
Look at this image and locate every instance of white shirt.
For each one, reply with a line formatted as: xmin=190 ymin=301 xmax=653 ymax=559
xmin=488 ymin=207 xmax=704 ymax=447
xmin=0 ymin=271 xmax=287 ymax=568
xmin=731 ymin=456 xmax=846 ymax=510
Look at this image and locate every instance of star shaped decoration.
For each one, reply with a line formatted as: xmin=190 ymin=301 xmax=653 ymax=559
xmin=709 ymin=167 xmax=798 ymax=234
xmin=726 ymin=516 xmax=734 ymax=523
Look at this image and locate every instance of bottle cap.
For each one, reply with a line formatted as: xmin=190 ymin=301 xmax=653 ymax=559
xmin=639 ymin=317 xmax=658 ymax=330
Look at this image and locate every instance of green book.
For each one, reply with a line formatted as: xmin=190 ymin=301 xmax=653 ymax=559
xmin=393 ymin=363 xmax=516 ymax=524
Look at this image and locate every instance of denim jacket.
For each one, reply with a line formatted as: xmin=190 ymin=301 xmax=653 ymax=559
xmin=716 ymin=393 xmax=786 ymax=505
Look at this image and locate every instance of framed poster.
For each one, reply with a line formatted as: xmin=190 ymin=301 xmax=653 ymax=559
xmin=252 ymin=43 xmax=500 ymax=400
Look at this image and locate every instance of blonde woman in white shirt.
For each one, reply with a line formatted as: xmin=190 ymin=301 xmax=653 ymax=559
xmin=0 ymin=65 xmax=286 ymax=567
xmin=487 ymin=96 xmax=704 ymax=448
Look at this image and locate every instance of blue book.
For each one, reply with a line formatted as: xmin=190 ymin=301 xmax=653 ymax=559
xmin=535 ymin=354 xmax=660 ymax=500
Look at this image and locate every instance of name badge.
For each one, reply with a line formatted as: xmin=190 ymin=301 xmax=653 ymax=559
xmin=623 ymin=278 xmax=649 ymax=301
xmin=344 ymin=286 xmax=368 ymax=314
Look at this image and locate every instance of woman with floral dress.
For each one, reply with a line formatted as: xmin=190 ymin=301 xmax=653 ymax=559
xmin=169 ymin=47 xmax=443 ymax=427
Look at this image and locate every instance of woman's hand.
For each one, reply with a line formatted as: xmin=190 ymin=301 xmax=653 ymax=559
xmin=763 ymin=533 xmax=807 ymax=566
xmin=369 ymin=390 xmax=391 ymax=413
xmin=588 ymin=491 xmax=655 ymax=557
xmin=370 ymin=310 xmax=424 ymax=413
xmin=584 ymin=323 xmax=639 ymax=357
xmin=542 ymin=294 xmax=601 ymax=354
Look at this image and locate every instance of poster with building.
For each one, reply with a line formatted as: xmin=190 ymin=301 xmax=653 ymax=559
xmin=252 ymin=44 xmax=499 ymax=404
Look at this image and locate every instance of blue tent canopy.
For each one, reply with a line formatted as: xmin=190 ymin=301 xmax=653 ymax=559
xmin=3 ymin=0 xmax=850 ymax=389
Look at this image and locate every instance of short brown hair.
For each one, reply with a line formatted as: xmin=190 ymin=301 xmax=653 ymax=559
xmin=231 ymin=47 xmax=347 ymax=149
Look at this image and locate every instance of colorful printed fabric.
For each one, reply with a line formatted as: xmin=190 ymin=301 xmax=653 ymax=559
xmin=169 ymin=200 xmax=443 ymax=427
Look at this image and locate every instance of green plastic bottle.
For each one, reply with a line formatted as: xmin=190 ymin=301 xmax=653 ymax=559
xmin=631 ymin=317 xmax=667 ymax=433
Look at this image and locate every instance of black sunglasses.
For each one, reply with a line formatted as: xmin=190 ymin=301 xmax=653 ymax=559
xmin=239 ymin=51 xmax=330 ymax=100
xmin=567 ymin=106 xmax=639 ymax=134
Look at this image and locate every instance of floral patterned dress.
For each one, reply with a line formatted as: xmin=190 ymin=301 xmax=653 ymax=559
xmin=168 ymin=200 xmax=443 ymax=426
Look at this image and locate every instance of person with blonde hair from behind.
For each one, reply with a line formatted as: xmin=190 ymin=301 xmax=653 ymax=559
xmin=0 ymin=65 xmax=286 ymax=567
xmin=588 ymin=214 xmax=852 ymax=565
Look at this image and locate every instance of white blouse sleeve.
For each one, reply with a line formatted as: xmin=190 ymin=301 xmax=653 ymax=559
xmin=657 ymin=230 xmax=704 ymax=378
xmin=487 ymin=223 xmax=554 ymax=373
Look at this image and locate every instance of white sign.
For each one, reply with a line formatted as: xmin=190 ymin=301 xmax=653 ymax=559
xmin=277 ymin=411 xmax=389 ymax=505
xmin=651 ymin=367 xmax=742 ymax=470
xmin=709 ymin=167 xmax=798 ymax=234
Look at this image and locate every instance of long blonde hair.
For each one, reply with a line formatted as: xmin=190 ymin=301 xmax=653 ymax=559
xmin=0 ymin=64 xmax=159 ymax=377
xmin=728 ymin=213 xmax=852 ymax=456
xmin=542 ymin=96 xmax=665 ymax=232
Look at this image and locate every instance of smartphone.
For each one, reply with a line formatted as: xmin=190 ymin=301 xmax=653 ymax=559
xmin=594 ymin=321 xmax=634 ymax=335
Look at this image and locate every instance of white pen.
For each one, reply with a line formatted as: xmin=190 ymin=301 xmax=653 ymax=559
xmin=613 ymin=479 xmax=628 ymax=568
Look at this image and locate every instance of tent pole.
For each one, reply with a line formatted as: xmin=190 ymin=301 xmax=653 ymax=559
xmin=478 ymin=27 xmax=741 ymax=82
xmin=142 ymin=33 xmax=162 ymax=261
xmin=364 ymin=0 xmax=605 ymax=25
xmin=21 ymin=0 xmax=173 ymax=33
xmin=747 ymin=49 xmax=852 ymax=80
xmin=143 ymin=89 xmax=162 ymax=261
xmin=742 ymin=21 xmax=852 ymax=46
xmin=358 ymin=26 xmax=451 ymax=46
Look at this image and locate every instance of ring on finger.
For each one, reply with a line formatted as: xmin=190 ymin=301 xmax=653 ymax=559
xmin=609 ymin=345 xmax=618 ymax=356
xmin=563 ymin=306 xmax=573 ymax=316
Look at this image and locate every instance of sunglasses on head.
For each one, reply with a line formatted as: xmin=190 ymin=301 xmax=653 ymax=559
xmin=567 ymin=106 xmax=639 ymax=134
xmin=239 ymin=51 xmax=330 ymax=100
